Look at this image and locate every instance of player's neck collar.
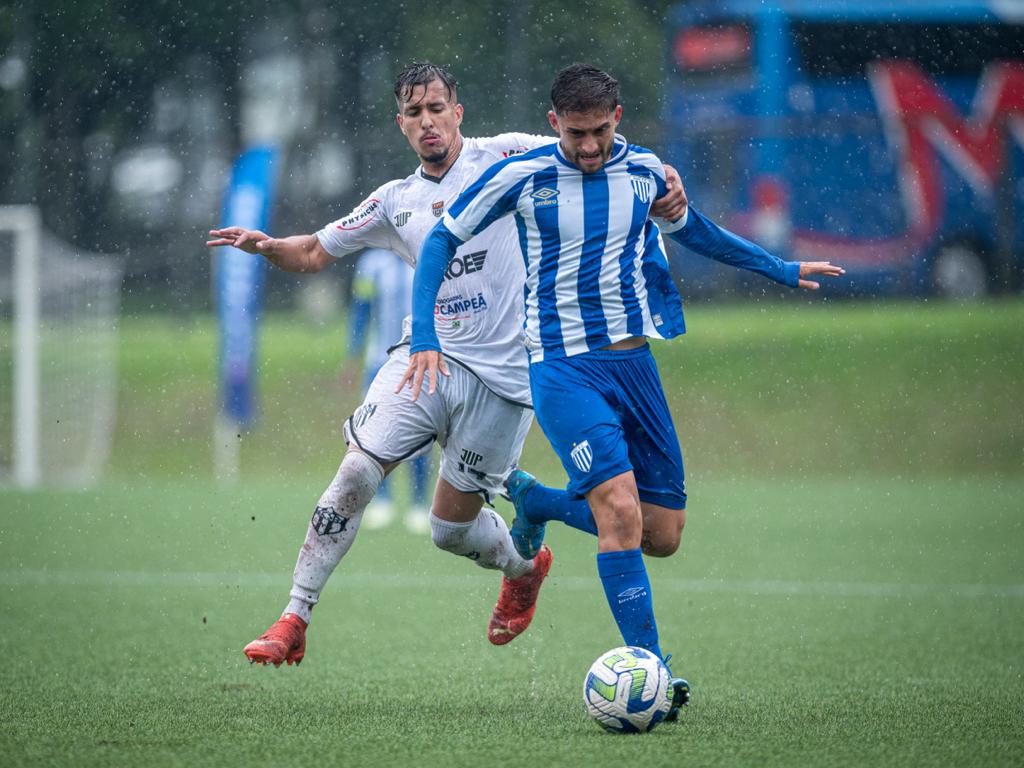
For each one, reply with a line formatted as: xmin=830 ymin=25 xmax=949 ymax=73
xmin=419 ymin=135 xmax=464 ymax=184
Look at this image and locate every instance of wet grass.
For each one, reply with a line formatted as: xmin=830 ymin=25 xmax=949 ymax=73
xmin=1 ymin=475 xmax=1022 ymax=767
xmin=1 ymin=299 xmax=1022 ymax=766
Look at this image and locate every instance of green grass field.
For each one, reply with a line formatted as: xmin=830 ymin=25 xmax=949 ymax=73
xmin=2 ymin=301 xmax=1023 ymax=767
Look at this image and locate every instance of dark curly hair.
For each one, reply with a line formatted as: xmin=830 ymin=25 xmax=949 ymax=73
xmin=550 ymin=63 xmax=619 ymax=114
xmin=394 ymin=62 xmax=458 ymax=106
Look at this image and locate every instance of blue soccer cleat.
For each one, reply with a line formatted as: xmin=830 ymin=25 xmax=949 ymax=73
xmin=665 ymin=677 xmax=691 ymax=721
xmin=503 ymin=469 xmax=547 ymax=560
xmin=661 ymin=653 xmax=691 ymax=722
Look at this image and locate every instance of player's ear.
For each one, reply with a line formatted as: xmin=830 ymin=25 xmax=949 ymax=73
xmin=547 ymin=110 xmax=559 ymax=132
xmin=612 ymin=105 xmax=622 ymax=126
xmin=454 ymin=102 xmax=464 ymax=125
xmin=396 ymin=113 xmax=404 ymax=130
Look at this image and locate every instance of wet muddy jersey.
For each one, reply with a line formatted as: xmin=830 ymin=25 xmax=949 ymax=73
xmin=317 ymin=133 xmax=552 ymax=406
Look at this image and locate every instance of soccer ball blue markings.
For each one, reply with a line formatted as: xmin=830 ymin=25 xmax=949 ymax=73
xmin=583 ymin=646 xmax=673 ymax=733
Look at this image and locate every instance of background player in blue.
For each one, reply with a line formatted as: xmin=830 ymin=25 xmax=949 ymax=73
xmin=402 ymin=63 xmax=845 ymax=721
xmin=344 ymin=247 xmax=431 ymax=534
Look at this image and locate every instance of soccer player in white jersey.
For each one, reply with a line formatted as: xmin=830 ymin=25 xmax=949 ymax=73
xmin=207 ymin=62 xmax=688 ymax=666
xmin=403 ymin=63 xmax=844 ymax=721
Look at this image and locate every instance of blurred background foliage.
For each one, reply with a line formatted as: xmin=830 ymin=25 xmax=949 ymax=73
xmin=0 ymin=0 xmax=671 ymax=311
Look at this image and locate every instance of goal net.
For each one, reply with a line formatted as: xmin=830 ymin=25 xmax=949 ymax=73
xmin=0 ymin=206 xmax=124 ymax=488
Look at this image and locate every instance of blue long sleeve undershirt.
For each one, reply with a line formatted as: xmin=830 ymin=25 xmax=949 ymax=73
xmin=667 ymin=205 xmax=801 ymax=288
xmin=410 ymin=221 xmax=462 ymax=354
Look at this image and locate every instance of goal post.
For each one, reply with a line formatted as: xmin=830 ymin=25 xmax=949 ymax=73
xmin=1 ymin=205 xmax=41 ymax=487
xmin=0 ymin=206 xmax=124 ymax=488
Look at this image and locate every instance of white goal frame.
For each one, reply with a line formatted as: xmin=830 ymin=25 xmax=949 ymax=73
xmin=1 ymin=205 xmax=41 ymax=488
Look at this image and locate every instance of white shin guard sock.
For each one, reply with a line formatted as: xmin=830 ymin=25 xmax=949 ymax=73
xmin=429 ymin=508 xmax=533 ymax=580
xmin=285 ymin=451 xmax=384 ymax=622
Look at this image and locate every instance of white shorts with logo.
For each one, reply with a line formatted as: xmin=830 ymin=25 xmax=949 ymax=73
xmin=343 ymin=345 xmax=533 ymax=502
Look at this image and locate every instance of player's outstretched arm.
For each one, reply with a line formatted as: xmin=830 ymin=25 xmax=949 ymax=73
xmin=206 ymin=227 xmax=334 ymax=273
xmin=797 ymin=262 xmax=846 ymax=290
xmin=663 ymin=206 xmax=845 ymax=289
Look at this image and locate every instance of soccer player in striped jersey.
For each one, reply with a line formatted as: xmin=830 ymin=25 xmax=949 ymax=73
xmin=207 ymin=63 xmax=688 ymax=667
xmin=403 ymin=63 xmax=844 ymax=720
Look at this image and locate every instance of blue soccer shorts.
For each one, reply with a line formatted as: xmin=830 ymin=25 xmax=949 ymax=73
xmin=529 ymin=343 xmax=686 ymax=509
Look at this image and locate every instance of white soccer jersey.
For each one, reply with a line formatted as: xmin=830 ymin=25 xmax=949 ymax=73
xmin=440 ymin=135 xmax=683 ymax=362
xmin=317 ymin=134 xmax=553 ymax=405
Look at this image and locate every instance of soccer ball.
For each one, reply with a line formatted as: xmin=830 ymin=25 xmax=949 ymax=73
xmin=582 ymin=646 xmax=673 ymax=733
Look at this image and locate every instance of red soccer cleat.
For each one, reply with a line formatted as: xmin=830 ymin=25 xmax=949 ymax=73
xmin=488 ymin=545 xmax=553 ymax=646
xmin=243 ymin=613 xmax=307 ymax=666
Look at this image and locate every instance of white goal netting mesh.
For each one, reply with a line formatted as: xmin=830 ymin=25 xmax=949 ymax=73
xmin=0 ymin=217 xmax=124 ymax=487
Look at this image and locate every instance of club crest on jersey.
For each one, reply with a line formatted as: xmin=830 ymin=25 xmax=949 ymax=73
xmin=394 ymin=211 xmax=412 ymax=227
xmin=570 ymin=440 xmax=593 ymax=473
xmin=630 ymin=175 xmax=652 ymax=204
xmin=431 ymin=200 xmax=445 ymax=218
xmin=531 ymin=187 xmax=559 ymax=207
xmin=337 ymin=198 xmax=381 ymax=230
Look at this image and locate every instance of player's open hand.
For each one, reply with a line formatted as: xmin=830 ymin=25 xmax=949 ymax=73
xmin=798 ymin=261 xmax=846 ymax=290
xmin=397 ymin=350 xmax=449 ymax=402
xmin=652 ymin=164 xmax=688 ymax=222
xmin=206 ymin=227 xmax=274 ymax=255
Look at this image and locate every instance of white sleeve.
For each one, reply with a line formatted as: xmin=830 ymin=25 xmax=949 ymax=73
xmin=315 ymin=182 xmax=399 ymax=258
xmin=475 ymin=132 xmax=557 ymax=160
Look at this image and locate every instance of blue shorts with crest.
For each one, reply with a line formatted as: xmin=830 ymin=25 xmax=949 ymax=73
xmin=529 ymin=344 xmax=686 ymax=509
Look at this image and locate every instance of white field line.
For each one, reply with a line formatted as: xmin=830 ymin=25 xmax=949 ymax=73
xmin=1 ymin=569 xmax=1022 ymax=599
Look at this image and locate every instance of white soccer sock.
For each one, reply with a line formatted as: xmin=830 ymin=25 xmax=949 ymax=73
xmin=285 ymin=451 xmax=383 ymax=623
xmin=429 ymin=508 xmax=533 ymax=579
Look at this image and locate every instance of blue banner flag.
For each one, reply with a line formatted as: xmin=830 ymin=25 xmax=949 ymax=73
xmin=216 ymin=146 xmax=278 ymax=427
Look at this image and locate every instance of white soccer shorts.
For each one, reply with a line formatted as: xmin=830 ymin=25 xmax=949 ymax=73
xmin=343 ymin=345 xmax=533 ymax=501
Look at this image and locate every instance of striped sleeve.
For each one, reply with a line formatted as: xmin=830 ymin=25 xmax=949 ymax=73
xmin=668 ymin=205 xmax=800 ymax=287
xmin=443 ymin=154 xmax=542 ymax=241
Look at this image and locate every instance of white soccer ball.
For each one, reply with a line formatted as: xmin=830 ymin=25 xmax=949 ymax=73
xmin=582 ymin=646 xmax=673 ymax=733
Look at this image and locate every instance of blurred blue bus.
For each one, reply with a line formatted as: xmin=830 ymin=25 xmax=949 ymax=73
xmin=663 ymin=0 xmax=1024 ymax=297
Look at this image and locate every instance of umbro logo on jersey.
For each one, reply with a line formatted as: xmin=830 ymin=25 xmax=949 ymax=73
xmin=630 ymin=175 xmax=652 ymax=204
xmin=570 ymin=440 xmax=593 ymax=473
xmin=394 ymin=211 xmax=412 ymax=227
xmin=443 ymin=250 xmax=487 ymax=281
xmin=531 ymin=187 xmax=559 ymax=207
xmin=432 ymin=200 xmax=445 ymax=218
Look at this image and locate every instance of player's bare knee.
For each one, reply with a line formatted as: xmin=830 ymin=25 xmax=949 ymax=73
xmin=640 ymin=510 xmax=685 ymax=557
xmin=642 ymin=530 xmax=681 ymax=558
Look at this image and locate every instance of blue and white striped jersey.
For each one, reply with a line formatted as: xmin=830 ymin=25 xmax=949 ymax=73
xmin=434 ymin=135 xmax=683 ymax=361
xmin=411 ymin=134 xmax=800 ymax=364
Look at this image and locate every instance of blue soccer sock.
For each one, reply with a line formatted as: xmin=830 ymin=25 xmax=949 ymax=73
xmin=523 ymin=482 xmax=598 ymax=536
xmin=596 ymin=548 xmax=663 ymax=660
